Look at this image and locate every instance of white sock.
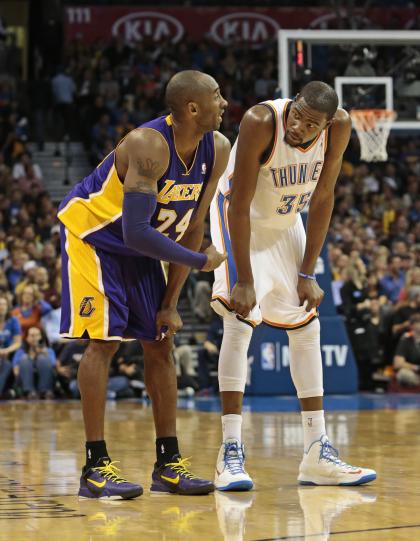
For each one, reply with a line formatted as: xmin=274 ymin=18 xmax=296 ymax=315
xmin=301 ymin=410 xmax=326 ymax=453
xmin=221 ymin=414 xmax=242 ymax=443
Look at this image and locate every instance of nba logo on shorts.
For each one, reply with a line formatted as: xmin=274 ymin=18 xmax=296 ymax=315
xmin=79 ymin=296 xmax=95 ymax=317
xmin=261 ymin=342 xmax=275 ymax=371
xmin=201 ymin=163 xmax=206 ymax=175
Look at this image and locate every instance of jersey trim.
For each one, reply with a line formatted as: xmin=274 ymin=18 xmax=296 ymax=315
xmin=58 ymin=164 xmax=123 ymax=239
xmin=212 ymin=131 xmax=217 ymax=175
xmin=262 ymin=312 xmax=317 ymax=330
xmin=215 ymin=190 xmax=231 ymax=294
xmin=211 ymin=296 xmax=258 ymax=328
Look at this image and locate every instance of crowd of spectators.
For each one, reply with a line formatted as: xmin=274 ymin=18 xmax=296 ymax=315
xmin=34 ymin=36 xmax=277 ymax=162
xmin=330 ymin=134 xmax=420 ymax=389
xmin=0 ymin=18 xmax=419 ymax=398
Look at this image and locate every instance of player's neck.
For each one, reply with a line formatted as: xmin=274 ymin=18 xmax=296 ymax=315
xmin=171 ymin=121 xmax=203 ymax=165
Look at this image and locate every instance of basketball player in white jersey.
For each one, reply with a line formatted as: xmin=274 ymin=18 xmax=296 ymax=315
xmin=210 ymin=81 xmax=376 ymax=490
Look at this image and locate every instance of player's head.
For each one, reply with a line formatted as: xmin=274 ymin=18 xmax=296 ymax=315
xmin=285 ymin=81 xmax=338 ymax=147
xmin=165 ymin=70 xmax=227 ymax=131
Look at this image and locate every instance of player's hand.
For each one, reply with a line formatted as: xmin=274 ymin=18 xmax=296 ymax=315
xmin=155 ymin=307 xmax=183 ymax=340
xmin=230 ymin=282 xmax=257 ymax=319
xmin=297 ymin=276 xmax=324 ymax=312
xmin=201 ymin=244 xmax=227 ymax=272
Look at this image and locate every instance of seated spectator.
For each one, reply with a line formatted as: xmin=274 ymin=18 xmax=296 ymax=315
xmin=40 ymin=241 xmax=57 ymax=272
xmin=392 ymin=289 xmax=420 ymax=348
xmin=393 ymin=314 xmax=420 ymax=387
xmin=55 ymin=339 xmax=84 ymax=396
xmin=34 ymin=265 xmax=61 ymax=308
xmin=12 ymin=151 xmax=43 ymax=193
xmin=41 ymin=306 xmax=62 ymax=350
xmin=197 ymin=314 xmax=223 ymax=393
xmin=115 ymin=111 xmax=135 ymax=140
xmin=173 ymin=337 xmax=199 ymax=395
xmin=5 ymin=249 xmax=25 ymax=293
xmin=58 ymin=340 xmax=137 ymax=399
xmin=12 ymin=326 xmax=56 ymax=399
xmin=15 ymin=260 xmax=38 ymax=296
xmin=379 ymin=255 xmax=405 ymax=304
xmin=90 ymin=113 xmax=116 ymax=163
xmin=187 ymin=269 xmax=213 ymax=323
xmin=0 ymin=296 xmax=21 ymax=397
xmin=340 ymin=261 xmax=383 ymax=388
xmin=339 ymin=258 xmax=369 ymax=315
xmin=398 ymin=266 xmax=420 ymax=303
xmin=12 ymin=284 xmax=52 ymax=338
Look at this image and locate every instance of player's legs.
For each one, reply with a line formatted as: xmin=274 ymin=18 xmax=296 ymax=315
xmin=215 ymin=316 xmax=254 ymax=491
xmin=77 ymin=339 xmax=142 ymax=500
xmin=287 ymin=319 xmax=376 ymax=486
xmin=78 ymin=340 xmax=119 ymax=442
xmin=142 ymin=337 xmax=214 ymax=495
xmin=142 ymin=337 xmax=178 ymax=440
xmin=61 ymin=227 xmax=142 ymax=499
xmin=257 ymin=219 xmax=375 ymax=486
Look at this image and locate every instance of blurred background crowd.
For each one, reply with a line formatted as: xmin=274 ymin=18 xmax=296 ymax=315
xmin=0 ymin=2 xmax=419 ymax=400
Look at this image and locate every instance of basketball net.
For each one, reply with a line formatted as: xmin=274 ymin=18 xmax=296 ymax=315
xmin=350 ymin=109 xmax=396 ymax=162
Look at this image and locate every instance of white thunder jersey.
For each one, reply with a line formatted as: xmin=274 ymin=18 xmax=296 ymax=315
xmin=211 ymin=98 xmax=328 ymax=329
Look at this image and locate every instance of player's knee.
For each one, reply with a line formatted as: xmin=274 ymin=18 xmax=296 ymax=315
xmin=287 ymin=318 xmax=320 ymax=350
xmin=223 ymin=316 xmax=253 ymax=343
xmin=142 ymin=338 xmax=174 ymax=365
xmin=87 ymin=340 xmax=120 ymax=359
xmin=218 ymin=317 xmax=253 ymax=393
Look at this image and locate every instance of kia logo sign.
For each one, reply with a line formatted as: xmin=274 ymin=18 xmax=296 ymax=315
xmin=210 ymin=12 xmax=280 ymax=45
xmin=112 ymin=11 xmax=184 ymax=43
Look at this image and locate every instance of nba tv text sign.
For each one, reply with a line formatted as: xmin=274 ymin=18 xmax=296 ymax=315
xmin=66 ymin=7 xmax=420 ymax=46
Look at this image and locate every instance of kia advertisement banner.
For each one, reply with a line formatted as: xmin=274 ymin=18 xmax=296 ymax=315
xmin=65 ymin=6 xmax=420 ymax=46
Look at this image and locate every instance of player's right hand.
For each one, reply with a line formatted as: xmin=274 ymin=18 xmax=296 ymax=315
xmin=201 ymin=244 xmax=227 ymax=271
xmin=230 ymin=282 xmax=257 ymax=318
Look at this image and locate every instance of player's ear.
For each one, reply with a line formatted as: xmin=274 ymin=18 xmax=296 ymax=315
xmin=187 ymin=101 xmax=198 ymax=116
xmin=293 ymin=93 xmax=300 ymax=102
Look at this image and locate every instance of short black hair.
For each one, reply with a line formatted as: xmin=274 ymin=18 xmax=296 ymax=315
xmin=165 ymin=70 xmax=213 ymax=116
xmin=299 ymin=81 xmax=339 ymax=119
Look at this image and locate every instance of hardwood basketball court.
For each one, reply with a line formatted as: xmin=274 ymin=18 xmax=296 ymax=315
xmin=1 ymin=397 xmax=420 ymax=540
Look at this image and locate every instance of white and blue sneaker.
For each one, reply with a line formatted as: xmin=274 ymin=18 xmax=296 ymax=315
xmin=298 ymin=435 xmax=377 ymax=486
xmin=215 ymin=439 xmax=254 ymax=491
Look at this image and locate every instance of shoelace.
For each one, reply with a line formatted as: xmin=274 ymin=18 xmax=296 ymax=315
xmin=164 ymin=457 xmax=198 ymax=480
xmin=224 ymin=442 xmax=246 ymax=475
xmin=91 ymin=460 xmax=128 ymax=484
xmin=319 ymin=440 xmax=359 ymax=471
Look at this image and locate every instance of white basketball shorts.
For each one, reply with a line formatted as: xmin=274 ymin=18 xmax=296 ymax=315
xmin=210 ymin=190 xmax=317 ymax=329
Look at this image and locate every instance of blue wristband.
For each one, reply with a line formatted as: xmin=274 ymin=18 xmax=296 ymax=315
xmin=298 ymin=272 xmax=316 ymax=280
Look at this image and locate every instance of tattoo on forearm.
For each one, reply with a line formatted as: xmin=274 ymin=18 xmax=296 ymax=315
xmin=125 ymin=180 xmax=156 ymax=194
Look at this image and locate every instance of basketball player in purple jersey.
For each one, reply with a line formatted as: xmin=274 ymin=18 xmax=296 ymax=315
xmin=58 ymin=71 xmax=230 ymax=498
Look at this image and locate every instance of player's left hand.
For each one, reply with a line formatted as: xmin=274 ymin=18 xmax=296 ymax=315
xmin=297 ymin=276 xmax=324 ymax=312
xmin=155 ymin=307 xmax=183 ymax=340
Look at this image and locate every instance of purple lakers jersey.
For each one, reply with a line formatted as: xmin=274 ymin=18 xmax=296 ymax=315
xmin=58 ymin=115 xmax=215 ymax=255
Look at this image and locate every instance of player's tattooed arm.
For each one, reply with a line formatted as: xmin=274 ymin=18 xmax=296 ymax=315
xmin=123 ymin=128 xmax=170 ymax=194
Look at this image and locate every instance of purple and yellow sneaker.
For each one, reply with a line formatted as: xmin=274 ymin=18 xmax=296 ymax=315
xmin=150 ymin=455 xmax=214 ymax=495
xmin=78 ymin=458 xmax=143 ymax=500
